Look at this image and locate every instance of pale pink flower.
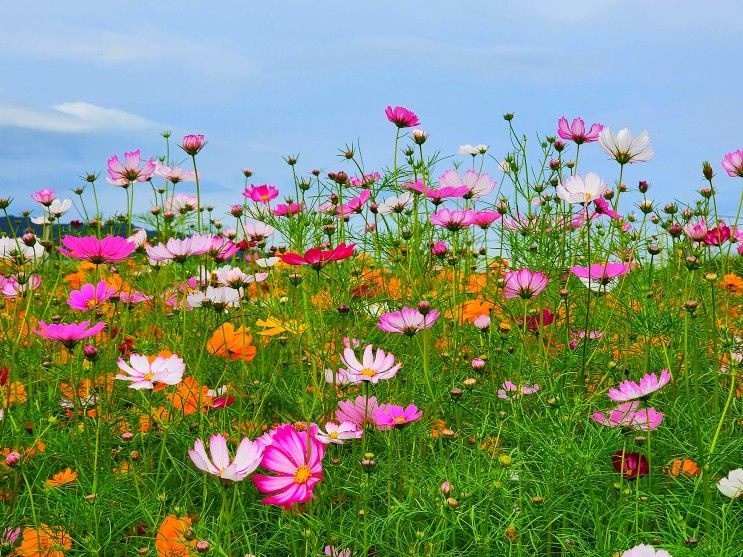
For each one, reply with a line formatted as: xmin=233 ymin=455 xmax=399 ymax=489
xmin=165 ymin=193 xmax=198 ymax=213
xmin=188 ymin=434 xmax=263 ymax=481
xmin=31 ymin=188 xmax=55 ymax=206
xmin=621 ymin=544 xmax=672 ymax=557
xmin=503 ymin=269 xmax=549 ymax=299
xmin=592 ymin=402 xmax=664 ymax=431
xmin=599 ymin=128 xmax=654 ymax=164
xmin=340 ymin=344 xmax=401 ymax=384
xmin=378 ymin=307 xmax=440 ymax=336
xmin=607 ymin=369 xmax=671 ymax=402
xmin=497 ymin=380 xmax=540 ymax=400
xmin=721 ymin=150 xmax=743 ymax=177
xmin=683 ymin=218 xmax=708 ymax=241
xmin=1 ymin=275 xmax=40 ymax=298
xmin=107 ymin=149 xmax=156 ymax=186
xmin=557 ymin=116 xmax=603 ymax=144
xmin=556 ymin=173 xmax=607 ymax=204
xmin=336 ymin=396 xmax=384 ymax=428
xmin=115 ymin=353 xmax=185 ymax=390
xmin=439 ymin=169 xmax=496 ymax=199
xmin=316 ymin=422 xmax=363 ymax=444
xmin=145 ymin=234 xmax=212 ymax=263
xmin=155 ymin=163 xmax=195 ymax=183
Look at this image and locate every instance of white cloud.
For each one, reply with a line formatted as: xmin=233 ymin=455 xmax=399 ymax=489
xmin=0 ymin=101 xmax=157 ymax=133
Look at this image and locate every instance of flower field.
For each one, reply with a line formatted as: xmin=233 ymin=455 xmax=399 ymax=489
xmin=0 ymin=108 xmax=741 ymax=556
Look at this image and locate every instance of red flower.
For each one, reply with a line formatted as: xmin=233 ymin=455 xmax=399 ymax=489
xmin=612 ymin=450 xmax=649 ymax=480
xmin=280 ymin=243 xmax=355 ymax=270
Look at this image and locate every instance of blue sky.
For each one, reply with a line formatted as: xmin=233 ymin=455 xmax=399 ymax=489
xmin=1 ymin=0 xmax=742 ymax=221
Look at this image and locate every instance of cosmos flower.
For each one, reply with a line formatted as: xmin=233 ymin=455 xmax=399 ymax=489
xmin=187 ymin=286 xmax=242 ymax=310
xmin=430 ymin=208 xmax=476 ymax=231
xmin=721 ymin=150 xmax=743 ymax=177
xmin=458 ymin=144 xmax=488 ymax=155
xmin=244 ymin=184 xmax=280 ymax=203
xmin=385 ymin=105 xmax=420 ymax=128
xmin=242 ymin=221 xmax=275 ymax=242
xmin=349 ymin=172 xmax=381 ymax=187
xmin=181 ymin=134 xmax=206 ymax=156
xmin=378 ymin=192 xmax=413 ymax=215
xmin=612 ymin=450 xmax=649 ymax=480
xmin=315 ymin=422 xmax=363 ymax=445
xmin=372 ymin=403 xmax=422 ymax=429
xmin=188 ymin=434 xmax=264 ymax=482
xmin=557 ymin=116 xmax=603 ymax=144
xmin=273 ymin=202 xmax=304 ymax=216
xmin=107 ymin=149 xmax=156 ymax=186
xmin=31 ymin=188 xmax=56 ymax=205
xmin=502 ymin=269 xmax=549 ymax=299
xmin=471 ymin=210 xmax=501 ymax=229
xmin=155 ymin=163 xmax=195 ymax=183
xmin=206 ymin=323 xmax=257 ymax=361
xmin=405 ymin=180 xmax=469 ymax=204
xmin=439 ymin=169 xmax=496 ymax=199
xmin=336 ymin=396 xmax=385 ymax=429
xmin=592 ymin=402 xmax=664 ymax=431
xmin=58 ymin=235 xmax=136 ymax=264
xmin=115 ymin=352 xmax=185 ymax=390
xmin=717 ymin=468 xmax=743 ymax=498
xmin=1 ymin=275 xmax=41 ymax=298
xmin=252 ymin=423 xmax=326 ymax=507
xmin=0 ymin=238 xmax=45 ymax=264
xmin=164 ymin=193 xmax=198 ymax=213
xmin=607 ymin=370 xmax=671 ymax=402
xmin=340 ymin=344 xmax=401 ymax=384
xmin=145 ymin=234 xmax=212 ymax=263
xmin=621 ymin=544 xmax=672 ymax=557
xmin=33 ymin=320 xmax=106 ymax=349
xmin=599 ymin=128 xmax=654 ymax=164
xmin=571 ymin=262 xmax=633 ymax=284
xmin=556 ymin=173 xmax=608 ymax=204
xmin=497 ymin=380 xmax=540 ymax=400
xmin=683 ymin=218 xmax=708 ymax=241
xmin=67 ymin=280 xmax=116 ymax=311
xmin=377 ymin=307 xmax=440 ymax=336
xmin=280 ymin=243 xmax=355 ymax=270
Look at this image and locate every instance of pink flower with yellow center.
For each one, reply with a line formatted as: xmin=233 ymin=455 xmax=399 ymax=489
xmin=107 ymin=149 xmax=156 ymax=186
xmin=372 ymin=403 xmax=422 ymax=429
xmin=67 ymin=280 xmax=116 ymax=311
xmin=33 ymin=320 xmax=105 ymax=349
xmin=340 ymin=344 xmax=401 ymax=384
xmin=115 ymin=353 xmax=185 ymax=390
xmin=502 ymin=268 xmax=549 ymax=299
xmin=244 ymin=185 xmax=279 ymax=203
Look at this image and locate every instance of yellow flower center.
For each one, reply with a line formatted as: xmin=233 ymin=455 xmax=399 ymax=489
xmin=329 ymin=432 xmax=339 ymax=439
xmin=360 ymin=368 xmax=377 ymax=377
xmin=393 ymin=416 xmax=406 ymax=424
xmin=86 ymin=298 xmax=98 ymax=308
xmin=143 ymin=372 xmax=154 ymax=381
xmin=260 ymin=194 xmax=270 ymax=201
xmin=294 ymin=464 xmax=312 ymax=484
xmin=584 ymin=192 xmax=592 ymax=201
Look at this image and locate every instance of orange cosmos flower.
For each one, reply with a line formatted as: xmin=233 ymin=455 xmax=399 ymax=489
xmin=207 ymin=323 xmax=256 ymax=361
xmin=155 ymin=515 xmax=196 ymax=557
xmin=14 ymin=524 xmax=72 ymax=556
xmin=720 ymin=273 xmax=743 ymax=295
xmin=46 ymin=468 xmax=78 ymax=488
xmin=166 ymin=376 xmax=212 ymax=415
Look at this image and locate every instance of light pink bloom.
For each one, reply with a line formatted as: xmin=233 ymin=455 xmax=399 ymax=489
xmin=340 ymin=344 xmax=401 ymax=384
xmin=1 ymin=275 xmax=40 ymax=298
xmin=592 ymin=402 xmax=664 ymax=431
xmin=378 ymin=307 xmax=440 ymax=336
xmin=67 ymin=280 xmax=116 ymax=311
xmin=273 ymin=202 xmax=304 ymax=217
xmin=188 ymin=434 xmax=263 ymax=481
xmin=107 ymin=149 xmax=156 ymax=186
xmin=439 ymin=169 xmax=496 ymax=199
xmin=599 ymin=128 xmax=654 ymax=164
xmin=242 ymin=221 xmax=275 ymax=241
xmin=181 ymin=134 xmax=206 ymax=156
xmin=497 ymin=380 xmax=540 ymax=400
xmin=119 ymin=290 xmax=151 ymax=304
xmin=385 ymin=105 xmax=419 ymax=128
xmin=325 ymin=367 xmax=350 ymax=385
xmin=31 ymin=188 xmax=56 ymax=206
xmin=208 ymin=236 xmax=238 ymax=261
xmin=607 ymin=369 xmax=671 ymax=402
xmin=33 ymin=320 xmax=106 ymax=348
xmin=721 ymin=150 xmax=743 ymax=177
xmin=155 ymin=163 xmax=195 ymax=183
xmin=165 ymin=193 xmax=198 ymax=213
xmin=372 ymin=403 xmax=422 ymax=428
xmin=58 ymin=235 xmax=136 ymax=264
xmin=336 ymin=396 xmax=384 ymax=428
xmin=556 ymin=173 xmax=607 ymax=204
xmin=145 ymin=234 xmax=212 ymax=263
xmin=430 ymin=208 xmax=476 ymax=231
xmin=115 ymin=353 xmax=185 ymax=390
xmin=503 ymin=269 xmax=549 ymax=299
xmin=252 ymin=423 xmax=326 ymax=507
xmin=557 ymin=116 xmax=603 ymax=144
xmin=316 ymin=422 xmax=363 ymax=444
xmin=349 ymin=172 xmax=381 ymax=187
xmin=621 ymin=544 xmax=672 ymax=557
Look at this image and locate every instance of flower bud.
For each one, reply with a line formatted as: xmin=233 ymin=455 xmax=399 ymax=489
xmin=196 ymin=541 xmax=210 ymax=553
xmin=412 ymin=129 xmax=428 ymax=145
xmin=5 ymin=451 xmax=21 ymax=467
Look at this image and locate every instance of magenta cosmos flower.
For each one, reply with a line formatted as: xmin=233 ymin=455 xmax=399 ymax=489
xmin=592 ymin=402 xmax=664 ymax=431
xmin=571 ymin=262 xmax=633 ymax=284
xmin=607 ymin=369 xmax=671 ymax=402
xmin=107 ymin=149 xmax=156 ymax=186
xmin=405 ymin=180 xmax=468 ymax=205
xmin=115 ymin=353 xmax=185 ymax=390
xmin=67 ymin=280 xmax=116 ymax=311
xmin=188 ymin=434 xmax=264 ymax=482
xmin=244 ymin=184 xmax=279 ymax=203
xmin=557 ymin=116 xmax=603 ymax=144
xmin=273 ymin=202 xmax=304 ymax=217
xmin=336 ymin=396 xmax=385 ymax=429
xmin=59 ymin=235 xmax=137 ymax=264
xmin=722 ymin=149 xmax=743 ymax=177
xmin=502 ymin=269 xmax=549 ymax=299
xmin=252 ymin=423 xmax=326 ymax=507
xmin=34 ymin=320 xmax=105 ymax=349
xmin=378 ymin=307 xmax=440 ymax=336
xmin=31 ymin=188 xmax=56 ymax=206
xmin=385 ymin=105 xmax=420 ymax=128
xmin=340 ymin=344 xmax=401 ymax=384
xmin=372 ymin=403 xmax=422 ymax=429
xmin=280 ymin=243 xmax=355 ymax=270
xmin=181 ymin=134 xmax=206 ymax=156
xmin=439 ymin=169 xmax=496 ymax=199
xmin=430 ymin=208 xmax=476 ymax=231
xmin=145 ymin=234 xmax=212 ymax=263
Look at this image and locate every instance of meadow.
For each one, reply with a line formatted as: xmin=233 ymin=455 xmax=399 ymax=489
xmin=0 ymin=107 xmax=741 ymax=557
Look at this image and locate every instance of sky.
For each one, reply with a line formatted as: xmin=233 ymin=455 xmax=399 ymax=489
xmin=1 ymin=0 xmax=742 ymax=223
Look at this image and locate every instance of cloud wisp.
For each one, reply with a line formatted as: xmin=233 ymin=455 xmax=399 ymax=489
xmin=0 ymin=101 xmax=158 ymax=133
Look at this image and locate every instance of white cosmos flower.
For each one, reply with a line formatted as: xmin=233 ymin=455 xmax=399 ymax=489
xmin=556 ymin=173 xmax=608 ymax=204
xmin=0 ymin=238 xmax=46 ymax=263
xmin=717 ymin=468 xmax=743 ymax=498
xmin=378 ymin=192 xmax=413 ymax=215
xmin=599 ymin=127 xmax=654 ymax=164
xmin=254 ymin=257 xmax=280 ymax=268
xmin=48 ymin=198 xmax=72 ymax=217
xmin=187 ymin=286 xmax=242 ymax=309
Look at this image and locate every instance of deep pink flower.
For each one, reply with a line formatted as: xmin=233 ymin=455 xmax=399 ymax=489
xmin=704 ymin=223 xmax=731 ymax=246
xmin=181 ymin=134 xmax=206 ymax=156
xmin=471 ymin=210 xmax=501 ymax=229
xmin=405 ymin=181 xmax=468 ymax=205
xmin=59 ymin=235 xmax=137 ymax=264
xmin=373 ymin=404 xmax=422 ymax=429
xmin=502 ymin=269 xmax=549 ymax=299
xmin=570 ymin=262 xmax=633 ymax=284
xmin=107 ymin=149 xmax=156 ymax=186
xmin=385 ymin=105 xmax=420 ymax=128
xmin=31 ymin=188 xmax=56 ymax=206
xmin=244 ymin=185 xmax=279 ymax=203
xmin=252 ymin=423 xmax=326 ymax=507
xmin=336 ymin=396 xmax=384 ymax=429
xmin=280 ymin=243 xmax=355 ymax=270
xmin=67 ymin=280 xmax=116 ymax=311
xmin=188 ymin=434 xmax=263 ymax=482
xmin=722 ymin=149 xmax=743 ymax=177
xmin=524 ymin=308 xmax=554 ymax=332
xmin=208 ymin=236 xmax=239 ymax=261
xmin=336 ymin=190 xmax=371 ymax=217
xmin=430 ymin=208 xmax=476 ymax=231
xmin=607 ymin=369 xmax=671 ymax=402
xmin=33 ymin=320 xmax=106 ymax=348
xmin=431 ymin=241 xmax=448 ymax=257
xmin=612 ymin=450 xmax=649 ymax=480
xmin=273 ymin=202 xmax=304 ymax=217
xmin=557 ymin=116 xmax=603 ymax=144
xmin=378 ymin=307 xmax=440 ymax=336
xmin=593 ymin=198 xmax=622 ymax=220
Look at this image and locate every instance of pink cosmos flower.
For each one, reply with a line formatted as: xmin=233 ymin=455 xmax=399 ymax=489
xmin=33 ymin=320 xmax=106 ymax=348
xmin=67 ymin=280 xmax=116 ymax=311
xmin=704 ymin=223 xmax=731 ymax=246
xmin=58 ymin=235 xmax=137 ymax=264
xmin=378 ymin=307 xmax=440 ymax=336
xmin=430 ymin=208 xmax=476 ymax=231
xmin=242 ymin=221 xmax=275 ymax=242
xmin=372 ymin=403 xmax=422 ymax=428
xmin=1 ymin=275 xmax=41 ymax=298
xmin=336 ymin=396 xmax=385 ymax=428
xmin=621 ymin=544 xmax=672 ymax=557
xmin=722 ymin=149 xmax=743 ymax=177
xmin=316 ymin=422 xmax=363 ymax=444
xmin=145 ymin=234 xmax=212 ymax=263
xmin=252 ymin=423 xmax=326 ymax=507
xmin=119 ymin=290 xmax=152 ymax=304
xmin=524 ymin=308 xmax=554 ymax=332
xmin=439 ymin=169 xmax=496 ymax=199
xmin=431 ymin=241 xmax=448 ymax=257
xmin=497 ymin=380 xmax=540 ymax=400
xmin=336 ymin=190 xmax=371 ymax=217
xmin=340 ymin=344 xmax=401 ymax=384
xmin=273 ymin=202 xmax=304 ymax=217
xmin=164 ymin=193 xmax=198 ymax=213
xmin=115 ymin=353 xmax=185 ymax=390
xmin=188 ymin=434 xmax=264 ymax=481
xmin=557 ymin=116 xmax=603 ymax=144
xmin=405 ymin=180 xmax=469 ymax=205
xmin=385 ymin=105 xmax=420 ymax=128
xmin=612 ymin=451 xmax=649 ymax=480
xmin=593 ymin=197 xmax=621 ymax=220
xmin=592 ymin=402 xmax=664 ymax=431
xmin=571 ymin=262 xmax=633 ymax=284
xmin=607 ymin=369 xmax=671 ymax=402
xmin=244 ymin=185 xmax=280 ymax=203
xmin=502 ymin=269 xmax=549 ymax=299
xmin=107 ymin=149 xmax=156 ymax=186
xmin=208 ymin=236 xmax=239 ymax=261
xmin=324 ymin=547 xmax=351 ymax=557
xmin=181 ymin=134 xmax=206 ymax=156
xmin=349 ymin=172 xmax=381 ymax=187
xmin=471 ymin=210 xmax=501 ymax=229
xmin=31 ymin=188 xmax=56 ymax=206
xmin=280 ymin=243 xmax=355 ymax=270
xmin=155 ymin=163 xmax=195 ymax=183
